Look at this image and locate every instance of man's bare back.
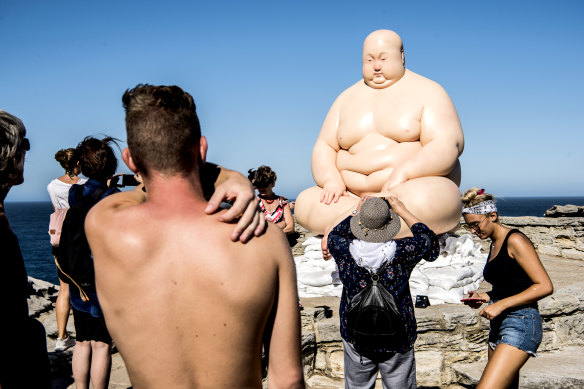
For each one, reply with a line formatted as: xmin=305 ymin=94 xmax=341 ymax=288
xmin=87 ymin=186 xmax=302 ymax=389
xmin=86 ymin=84 xmax=304 ymax=389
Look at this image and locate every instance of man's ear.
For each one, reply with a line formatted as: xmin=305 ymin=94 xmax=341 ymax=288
xmin=198 ymin=136 xmax=208 ymax=165
xmin=401 ymin=50 xmax=405 ymax=66
xmin=122 ymin=148 xmax=139 ymax=173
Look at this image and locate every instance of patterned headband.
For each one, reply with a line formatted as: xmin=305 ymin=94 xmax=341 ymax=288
xmin=462 ymin=199 xmax=498 ymax=215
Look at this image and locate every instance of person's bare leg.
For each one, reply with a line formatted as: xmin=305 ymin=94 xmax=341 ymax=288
xmin=72 ymin=341 xmax=92 ymax=389
xmin=477 ymin=343 xmax=530 ymax=389
xmin=89 ymin=341 xmax=111 ymax=389
xmin=56 ymin=279 xmax=71 ymax=339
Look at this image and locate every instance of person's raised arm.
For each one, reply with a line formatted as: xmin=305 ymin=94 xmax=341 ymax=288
xmin=202 ymin=163 xmax=266 ymax=242
xmin=479 ymin=234 xmax=553 ymax=320
xmin=382 ymin=85 xmax=464 ymax=191
xmin=267 ymin=232 xmax=305 ymax=389
xmin=388 ymin=196 xmax=440 ymax=263
xmin=312 ymin=96 xmax=348 ymax=205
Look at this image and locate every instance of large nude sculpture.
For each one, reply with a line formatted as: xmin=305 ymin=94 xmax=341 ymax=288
xmin=295 ymin=30 xmax=464 ymax=238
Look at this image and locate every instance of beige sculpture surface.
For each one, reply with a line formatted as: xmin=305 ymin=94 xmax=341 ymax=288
xmin=295 ymin=30 xmax=464 ymax=237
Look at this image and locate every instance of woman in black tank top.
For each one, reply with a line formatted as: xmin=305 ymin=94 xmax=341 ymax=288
xmin=460 ymin=188 xmax=553 ymax=389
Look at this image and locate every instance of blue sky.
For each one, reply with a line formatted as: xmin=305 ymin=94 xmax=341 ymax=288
xmin=2 ymin=0 xmax=583 ymax=201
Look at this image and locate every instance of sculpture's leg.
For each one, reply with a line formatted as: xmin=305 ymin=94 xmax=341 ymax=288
xmin=294 ymin=186 xmax=359 ymax=235
xmin=383 ymin=176 xmax=462 ymax=238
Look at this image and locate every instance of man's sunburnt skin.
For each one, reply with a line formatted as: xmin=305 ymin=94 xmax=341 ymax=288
xmin=295 ymin=30 xmax=464 ymax=237
xmin=85 ymin=85 xmax=305 ymax=389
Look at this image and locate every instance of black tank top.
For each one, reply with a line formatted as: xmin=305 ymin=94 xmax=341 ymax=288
xmin=483 ymin=229 xmax=537 ymax=306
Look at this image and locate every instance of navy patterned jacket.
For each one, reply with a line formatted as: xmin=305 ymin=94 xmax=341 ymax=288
xmin=327 ymin=216 xmax=440 ymax=353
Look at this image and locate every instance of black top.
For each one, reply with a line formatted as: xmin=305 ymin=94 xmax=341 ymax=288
xmin=483 ymin=229 xmax=537 ymax=306
xmin=0 ymin=216 xmax=29 ymax=327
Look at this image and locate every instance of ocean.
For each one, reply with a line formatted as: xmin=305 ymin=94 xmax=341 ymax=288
xmin=5 ymin=197 xmax=584 ymax=285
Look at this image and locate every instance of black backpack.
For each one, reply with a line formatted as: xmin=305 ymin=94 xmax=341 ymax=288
xmin=56 ymin=185 xmax=106 ymax=302
xmin=346 ymin=262 xmax=405 ymax=353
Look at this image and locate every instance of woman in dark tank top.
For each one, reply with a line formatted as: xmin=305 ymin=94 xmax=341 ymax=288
xmin=460 ymin=188 xmax=553 ymax=389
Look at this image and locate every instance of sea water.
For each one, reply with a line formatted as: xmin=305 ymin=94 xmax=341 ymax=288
xmin=6 ymin=197 xmax=584 ymax=284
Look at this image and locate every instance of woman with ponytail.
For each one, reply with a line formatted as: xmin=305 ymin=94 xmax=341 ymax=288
xmin=47 ymin=148 xmax=86 ymax=352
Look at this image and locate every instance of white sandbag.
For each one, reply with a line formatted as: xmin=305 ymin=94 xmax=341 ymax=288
xmin=298 ymin=270 xmax=333 ymax=287
xmin=426 ymin=286 xmax=465 ymax=305
xmin=430 ymin=275 xmax=475 ymax=290
xmin=418 ymin=255 xmax=452 ymax=269
xmin=463 ymin=279 xmax=483 ymax=294
xmin=303 ymin=250 xmax=324 ymax=260
xmin=409 ymin=267 xmax=429 ymax=290
xmin=424 ymin=266 xmax=474 ymax=284
xmin=302 ymin=236 xmax=322 ymax=246
xmin=304 ymin=243 xmax=323 ymax=253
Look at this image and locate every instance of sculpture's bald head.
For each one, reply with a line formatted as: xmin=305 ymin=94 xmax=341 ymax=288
xmin=362 ymin=30 xmax=405 ymax=89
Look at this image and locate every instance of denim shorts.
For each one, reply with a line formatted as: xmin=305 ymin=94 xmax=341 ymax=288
xmin=488 ymin=303 xmax=542 ymax=357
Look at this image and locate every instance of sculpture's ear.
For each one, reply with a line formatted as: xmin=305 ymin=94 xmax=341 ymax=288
xmin=401 ymin=50 xmax=405 ymax=66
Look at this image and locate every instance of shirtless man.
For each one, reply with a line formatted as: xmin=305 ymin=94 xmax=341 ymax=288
xmin=295 ymin=29 xmax=464 ymax=237
xmin=85 ymin=85 xmax=304 ymax=389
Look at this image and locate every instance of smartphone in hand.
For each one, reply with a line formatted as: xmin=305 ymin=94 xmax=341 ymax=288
xmin=461 ymin=298 xmax=486 ymax=303
xmin=110 ymin=174 xmax=140 ymax=188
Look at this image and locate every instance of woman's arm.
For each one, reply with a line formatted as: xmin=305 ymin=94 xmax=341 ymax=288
xmin=280 ymin=202 xmax=295 ymax=235
xmin=479 ymin=233 xmax=554 ymax=320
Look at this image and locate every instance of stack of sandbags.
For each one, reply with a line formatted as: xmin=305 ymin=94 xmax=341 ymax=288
xmin=293 ymin=234 xmax=487 ymax=304
xmin=295 ymin=236 xmax=343 ymax=298
xmin=409 ymin=234 xmax=486 ymax=305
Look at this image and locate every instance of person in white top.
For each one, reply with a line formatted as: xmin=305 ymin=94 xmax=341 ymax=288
xmin=47 ymin=148 xmax=86 ymax=352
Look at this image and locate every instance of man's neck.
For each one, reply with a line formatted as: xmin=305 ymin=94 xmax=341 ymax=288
xmin=143 ymin=170 xmax=207 ymax=208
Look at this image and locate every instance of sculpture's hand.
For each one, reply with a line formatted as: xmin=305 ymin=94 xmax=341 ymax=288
xmin=320 ymin=182 xmax=348 ymax=205
xmin=382 ymin=169 xmax=408 ymax=193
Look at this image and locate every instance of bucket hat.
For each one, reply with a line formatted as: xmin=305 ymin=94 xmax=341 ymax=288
xmin=350 ymin=197 xmax=401 ymax=242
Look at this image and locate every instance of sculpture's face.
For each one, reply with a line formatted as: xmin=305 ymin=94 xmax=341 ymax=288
xmin=362 ymin=31 xmax=404 ymax=89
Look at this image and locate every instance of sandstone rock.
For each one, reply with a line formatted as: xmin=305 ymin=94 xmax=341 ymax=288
xmin=562 ymin=248 xmax=584 ymax=260
xmin=439 ymin=305 xmax=478 ymax=329
xmin=519 ymin=346 xmax=584 ymax=388
xmin=539 ymin=294 xmax=580 ymax=316
xmin=415 ymin=331 xmax=464 ymax=350
xmin=314 ymin=349 xmax=327 ymax=371
xmin=328 ymin=349 xmax=344 ymax=378
xmin=305 ymin=374 xmax=343 ymax=388
xmin=315 ymin=319 xmax=342 ymax=343
xmin=415 ymin=350 xmax=443 ymax=387
xmin=545 ymin=205 xmax=584 ymax=218
xmin=27 ymin=295 xmax=54 ymax=317
xmin=537 ymin=245 xmax=562 ymax=257
xmin=451 ymin=360 xmax=483 ymax=387
xmin=414 ymin=307 xmax=444 ymax=332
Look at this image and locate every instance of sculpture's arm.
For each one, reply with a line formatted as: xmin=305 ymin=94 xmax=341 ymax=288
xmin=382 ymin=85 xmax=464 ymax=191
xmin=311 ymin=96 xmax=348 ymax=204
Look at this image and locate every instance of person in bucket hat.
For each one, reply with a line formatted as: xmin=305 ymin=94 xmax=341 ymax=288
xmin=324 ymin=196 xmax=440 ymax=388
